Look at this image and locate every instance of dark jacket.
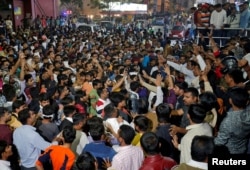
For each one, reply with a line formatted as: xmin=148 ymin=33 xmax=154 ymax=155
xmin=59 ymin=118 xmax=73 ymax=131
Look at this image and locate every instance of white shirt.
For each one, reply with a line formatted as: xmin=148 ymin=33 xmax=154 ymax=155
xmin=210 ymin=9 xmax=227 ymax=29
xmin=178 ymin=123 xmax=212 ymax=163
xmin=96 ymin=98 xmax=111 ymax=113
xmin=150 ymin=66 xmax=158 ymax=76
xmin=243 ymin=53 xmax=250 ymax=65
xmin=167 ymin=60 xmax=195 ymax=86
xmin=76 ymin=132 xmax=89 ymax=155
xmin=155 ymin=46 xmax=164 ymax=52
xmin=109 ymin=145 xmax=144 ymax=170
xmin=0 ymin=160 xmax=11 ymax=170
xmin=105 ymin=118 xmax=130 ymax=134
xmin=187 ymin=160 xmax=208 ymax=170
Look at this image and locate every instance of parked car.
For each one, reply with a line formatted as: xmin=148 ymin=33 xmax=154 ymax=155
xmin=136 ymin=19 xmax=149 ymax=29
xmin=169 ymin=25 xmax=189 ymax=40
xmin=77 ymin=23 xmax=100 ymax=33
xmin=99 ymin=21 xmax=114 ymax=32
xmin=152 ymin=17 xmax=165 ymax=25
xmin=75 ymin=16 xmax=89 ymax=28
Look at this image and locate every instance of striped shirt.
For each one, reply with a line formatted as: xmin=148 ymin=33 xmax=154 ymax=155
xmin=109 ymin=145 xmax=144 ymax=170
xmin=200 ymin=12 xmax=210 ymax=27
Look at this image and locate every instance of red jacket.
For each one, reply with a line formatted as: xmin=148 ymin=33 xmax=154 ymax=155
xmin=139 ymin=154 xmax=177 ymax=170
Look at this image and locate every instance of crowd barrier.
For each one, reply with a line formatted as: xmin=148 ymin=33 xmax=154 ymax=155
xmin=195 ymin=27 xmax=250 ymax=47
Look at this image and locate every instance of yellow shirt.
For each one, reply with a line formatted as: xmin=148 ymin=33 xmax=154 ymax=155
xmin=131 ymin=133 xmax=143 ymax=146
xmin=7 ymin=113 xmax=22 ymax=130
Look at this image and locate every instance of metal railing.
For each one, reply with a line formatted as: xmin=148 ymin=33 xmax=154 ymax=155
xmin=195 ymin=27 xmax=250 ymax=47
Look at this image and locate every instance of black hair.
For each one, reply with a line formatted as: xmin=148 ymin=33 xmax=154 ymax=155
xmin=89 ymin=124 xmax=105 ymax=141
xmin=85 ymin=116 xmax=103 ymax=135
xmin=191 ymin=135 xmax=215 ymax=162
xmin=28 ymin=100 xmax=40 ymax=114
xmin=62 ymin=126 xmax=76 ymax=143
xmin=39 ymin=93 xmax=49 ymax=102
xmin=24 ymin=74 xmax=32 ymax=83
xmin=175 ymin=81 xmax=188 ymax=90
xmin=57 ymin=74 xmax=68 ymax=84
xmin=96 ymin=87 xmax=105 ymax=97
xmin=2 ymin=84 xmax=16 ymax=101
xmin=60 ymin=96 xmax=74 ymax=106
xmin=212 ymin=145 xmax=230 ymax=156
xmin=130 ymin=81 xmax=140 ymax=92
xmin=0 ymin=140 xmax=8 ymax=159
xmin=215 ymin=3 xmax=222 ymax=8
xmin=18 ymin=108 xmax=31 ymax=125
xmin=12 ymin=100 xmax=26 ymax=112
xmin=229 ymin=87 xmax=249 ymax=109
xmin=42 ymin=105 xmax=55 ymax=118
xmin=63 ymin=105 xmax=76 ymax=117
xmin=134 ymin=115 xmax=152 ymax=132
xmin=29 ymin=87 xmax=40 ymax=100
xmin=0 ymin=107 xmax=8 ymax=118
xmin=75 ymin=151 xmax=96 ymax=170
xmin=68 ymin=59 xmax=76 ymax=66
xmin=184 ymin=87 xmax=199 ymax=98
xmin=156 ymin=103 xmax=172 ymax=123
xmin=73 ymin=113 xmax=86 ymax=126
xmin=110 ymin=92 xmax=125 ymax=107
xmin=226 ymin=69 xmax=244 ymax=84
xmin=199 ymin=92 xmax=218 ymax=112
xmin=137 ymin=98 xmax=149 ymax=114
xmin=115 ymin=74 xmax=123 ymax=82
xmin=92 ymin=79 xmax=102 ymax=87
xmin=244 ymin=42 xmax=250 ymax=53
xmin=188 ymin=104 xmax=207 ymax=123
xmin=103 ymin=103 xmax=117 ymax=120
xmin=140 ymin=132 xmax=160 ymax=155
xmin=118 ymin=125 xmax=135 ymax=145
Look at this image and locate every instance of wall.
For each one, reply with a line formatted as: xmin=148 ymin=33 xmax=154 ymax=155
xmin=31 ymin=0 xmax=58 ymax=18
xmin=13 ymin=0 xmax=24 ymax=27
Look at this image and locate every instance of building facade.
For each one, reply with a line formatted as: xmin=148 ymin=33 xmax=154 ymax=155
xmin=0 ymin=0 xmax=59 ymax=29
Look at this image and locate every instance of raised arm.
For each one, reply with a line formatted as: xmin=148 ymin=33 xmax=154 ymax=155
xmin=164 ymin=64 xmax=174 ymax=89
xmin=152 ymin=74 xmax=164 ymax=110
xmin=9 ymin=52 xmax=23 ymax=76
xmin=207 ymin=30 xmax=220 ymax=53
xmin=93 ymin=59 xmax=103 ymax=80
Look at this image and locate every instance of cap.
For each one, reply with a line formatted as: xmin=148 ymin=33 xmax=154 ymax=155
xmin=202 ymin=3 xmax=210 ymax=9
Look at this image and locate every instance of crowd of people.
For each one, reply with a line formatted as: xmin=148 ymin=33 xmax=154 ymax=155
xmin=0 ymin=1 xmax=250 ymax=170
xmin=190 ymin=1 xmax=250 ymax=45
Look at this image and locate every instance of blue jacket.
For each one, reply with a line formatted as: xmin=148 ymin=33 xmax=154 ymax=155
xmin=240 ymin=9 xmax=250 ymax=29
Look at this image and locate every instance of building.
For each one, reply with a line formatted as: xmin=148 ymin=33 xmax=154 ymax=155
xmin=0 ymin=0 xmax=59 ymax=29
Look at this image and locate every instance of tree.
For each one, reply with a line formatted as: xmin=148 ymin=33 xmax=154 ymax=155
xmin=60 ymin=0 xmax=83 ymax=10
xmin=60 ymin=2 xmax=81 ymax=16
xmin=0 ymin=0 xmax=11 ymax=10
